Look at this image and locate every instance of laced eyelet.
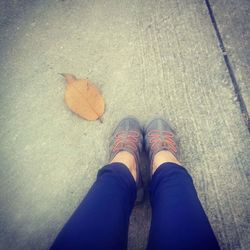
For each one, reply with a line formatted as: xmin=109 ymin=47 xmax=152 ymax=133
xmin=112 ymin=131 xmax=139 ymax=154
xmin=148 ymin=130 xmax=177 ymax=154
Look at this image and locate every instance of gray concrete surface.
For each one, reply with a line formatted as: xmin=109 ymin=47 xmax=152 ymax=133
xmin=211 ymin=0 xmax=250 ymax=120
xmin=0 ymin=0 xmax=249 ymax=249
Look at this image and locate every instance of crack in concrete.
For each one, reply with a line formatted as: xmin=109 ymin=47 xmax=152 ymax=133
xmin=205 ymin=0 xmax=250 ymax=133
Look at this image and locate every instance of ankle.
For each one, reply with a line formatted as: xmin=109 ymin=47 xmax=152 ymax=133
xmin=110 ymin=151 xmax=137 ymax=181
xmin=152 ymin=150 xmax=181 ymax=174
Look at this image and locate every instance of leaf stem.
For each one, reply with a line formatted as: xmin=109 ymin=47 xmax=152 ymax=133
xmin=98 ymin=116 xmax=103 ymax=123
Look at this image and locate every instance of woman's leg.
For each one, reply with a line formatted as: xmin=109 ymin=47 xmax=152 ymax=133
xmin=50 ymin=162 xmax=136 ymax=250
xmin=147 ymin=155 xmax=220 ymax=250
xmin=51 ymin=117 xmax=143 ymax=250
xmin=144 ymin=118 xmax=220 ymax=250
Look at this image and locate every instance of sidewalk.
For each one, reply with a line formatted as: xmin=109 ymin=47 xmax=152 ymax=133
xmin=0 ymin=0 xmax=249 ymax=249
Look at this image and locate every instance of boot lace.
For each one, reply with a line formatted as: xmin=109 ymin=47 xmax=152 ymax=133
xmin=148 ymin=130 xmax=177 ymax=155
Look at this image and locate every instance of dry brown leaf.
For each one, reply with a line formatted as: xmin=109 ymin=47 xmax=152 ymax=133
xmin=61 ymin=73 xmax=105 ymax=122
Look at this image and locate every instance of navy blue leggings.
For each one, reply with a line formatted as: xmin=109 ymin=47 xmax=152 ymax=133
xmin=50 ymin=163 xmax=220 ymax=250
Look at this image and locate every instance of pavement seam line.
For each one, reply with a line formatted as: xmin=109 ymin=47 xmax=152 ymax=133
xmin=205 ymin=0 xmax=250 ymax=133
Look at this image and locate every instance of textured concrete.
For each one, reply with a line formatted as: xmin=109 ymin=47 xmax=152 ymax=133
xmin=211 ymin=0 xmax=250 ymax=119
xmin=0 ymin=0 xmax=249 ymax=249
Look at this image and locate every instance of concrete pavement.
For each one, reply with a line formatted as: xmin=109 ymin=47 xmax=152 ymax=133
xmin=0 ymin=0 xmax=249 ymax=249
